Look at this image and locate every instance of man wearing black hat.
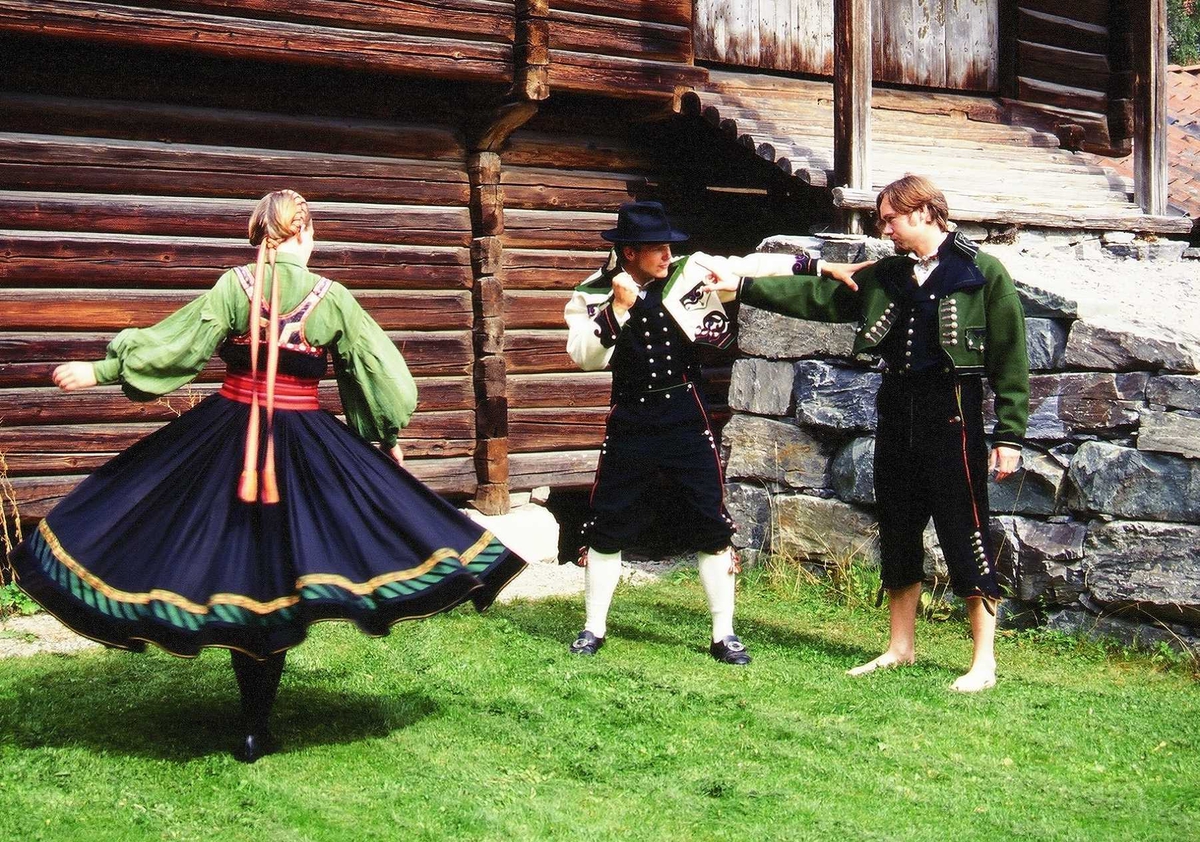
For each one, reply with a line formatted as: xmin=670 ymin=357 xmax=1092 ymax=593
xmin=563 ymin=201 xmax=864 ymax=664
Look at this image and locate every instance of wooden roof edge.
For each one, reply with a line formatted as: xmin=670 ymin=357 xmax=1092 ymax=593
xmin=832 ymin=187 xmax=1195 ymax=235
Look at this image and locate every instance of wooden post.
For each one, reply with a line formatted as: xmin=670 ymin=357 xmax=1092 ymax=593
xmin=463 ymin=0 xmax=550 ymax=514
xmin=833 ymin=0 xmax=872 ymax=234
xmin=1134 ymin=0 xmax=1168 ymax=216
xmin=467 ymin=157 xmax=509 ymax=514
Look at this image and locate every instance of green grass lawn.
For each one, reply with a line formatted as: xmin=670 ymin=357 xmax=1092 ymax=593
xmin=1 ymin=569 xmax=1196 ymax=842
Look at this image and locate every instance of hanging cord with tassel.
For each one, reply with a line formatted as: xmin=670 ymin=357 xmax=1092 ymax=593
xmin=237 ymin=239 xmax=270 ymax=503
xmin=238 ymin=193 xmax=307 ymax=504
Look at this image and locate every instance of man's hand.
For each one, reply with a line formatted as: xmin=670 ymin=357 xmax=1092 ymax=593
xmin=387 ymin=443 xmax=405 ymax=465
xmin=52 ymin=361 xmax=97 ymax=391
xmin=989 ymin=446 xmax=1020 ymax=481
xmin=819 ymin=260 xmax=876 ymax=292
xmin=610 ymin=271 xmax=640 ymax=317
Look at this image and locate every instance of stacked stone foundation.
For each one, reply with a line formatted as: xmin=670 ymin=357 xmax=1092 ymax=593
xmin=724 ymin=231 xmax=1200 ymax=653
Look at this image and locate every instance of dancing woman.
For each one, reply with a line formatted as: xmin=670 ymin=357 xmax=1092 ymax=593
xmin=8 ymin=190 xmax=525 ymax=760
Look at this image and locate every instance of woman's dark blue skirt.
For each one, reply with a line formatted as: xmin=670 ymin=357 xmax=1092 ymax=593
xmin=8 ymin=394 xmax=525 ymax=659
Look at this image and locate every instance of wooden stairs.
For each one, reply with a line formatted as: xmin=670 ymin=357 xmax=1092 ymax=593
xmin=677 ymin=69 xmax=1193 ymax=235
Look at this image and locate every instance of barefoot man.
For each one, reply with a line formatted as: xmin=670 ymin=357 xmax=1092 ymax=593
xmin=707 ymin=176 xmax=1029 ymax=691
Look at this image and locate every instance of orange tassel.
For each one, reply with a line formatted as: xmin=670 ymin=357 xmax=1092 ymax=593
xmin=237 ymin=469 xmax=258 ymax=503
xmin=237 ymin=242 xmax=268 ymax=503
xmin=259 ymin=248 xmax=283 ymax=505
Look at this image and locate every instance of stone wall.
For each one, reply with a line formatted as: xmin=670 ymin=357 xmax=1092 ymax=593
xmin=723 ymin=230 xmax=1200 ymax=652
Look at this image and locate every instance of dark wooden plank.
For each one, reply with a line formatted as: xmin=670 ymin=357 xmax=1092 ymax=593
xmin=1017 ymin=76 xmax=1108 ymax=114
xmin=505 ymin=329 xmax=573 ymax=374
xmin=0 ymin=330 xmax=473 ymax=387
xmin=1017 ymin=8 xmax=1108 ymax=55
xmin=0 ymin=290 xmax=473 ymax=331
xmin=547 ymin=50 xmax=706 ymax=97
xmin=0 ymin=192 xmax=471 ymax=240
xmin=501 ymin=248 xmax=608 ymax=289
xmin=503 ymin=131 xmax=654 ymax=172
xmin=0 ymin=0 xmax=512 ymax=84
xmin=1017 ymin=40 xmax=1110 ymax=92
xmin=0 ymin=93 xmax=467 ymax=161
xmin=552 ymin=0 xmax=690 ymax=27
xmin=831 ymin=186 xmax=1192 ymax=233
xmin=114 ymin=0 xmax=514 ymax=41
xmin=0 ymin=410 xmax=476 ymax=475
xmin=1017 ymin=0 xmax=1108 ymax=28
xmin=500 ymin=166 xmax=639 ymax=212
xmin=503 ymin=209 xmax=612 ymax=250
xmin=508 ymin=449 xmax=599 ymax=490
xmin=508 ymin=372 xmax=612 ymax=408
xmin=548 ymin=9 xmax=690 ymax=64
xmin=0 ymin=232 xmax=472 ymax=289
xmin=0 ymin=378 xmax=474 ymax=425
xmin=502 ymin=290 xmax=572 ymax=329
xmin=509 ymin=407 xmax=608 ymax=451
xmin=0 ymin=134 xmax=470 ymax=204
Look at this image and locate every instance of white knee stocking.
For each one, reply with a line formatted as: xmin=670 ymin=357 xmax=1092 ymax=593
xmin=698 ymin=548 xmax=737 ymax=643
xmin=583 ymin=548 xmax=622 ymax=638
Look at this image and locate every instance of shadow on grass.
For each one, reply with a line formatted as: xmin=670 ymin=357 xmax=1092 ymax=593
xmin=491 ymin=587 xmax=899 ymax=669
xmin=0 ymin=654 xmax=438 ymax=762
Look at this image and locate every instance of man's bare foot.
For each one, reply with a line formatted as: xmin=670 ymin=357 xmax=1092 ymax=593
xmin=949 ymin=667 xmax=996 ymax=693
xmin=846 ymin=652 xmax=913 ymax=677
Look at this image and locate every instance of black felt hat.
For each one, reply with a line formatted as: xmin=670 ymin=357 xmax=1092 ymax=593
xmin=600 ymin=201 xmax=689 ymax=244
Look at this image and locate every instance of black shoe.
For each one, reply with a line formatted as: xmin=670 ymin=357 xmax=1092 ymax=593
xmin=569 ymin=630 xmax=605 ymax=655
xmin=233 ymin=731 xmax=279 ymax=764
xmin=710 ymin=635 xmax=752 ymax=666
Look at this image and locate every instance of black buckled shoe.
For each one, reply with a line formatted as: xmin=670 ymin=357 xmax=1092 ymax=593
xmin=569 ymin=630 xmax=605 ymax=655
xmin=710 ymin=635 xmax=752 ymax=666
xmin=233 ymin=730 xmax=279 ymax=764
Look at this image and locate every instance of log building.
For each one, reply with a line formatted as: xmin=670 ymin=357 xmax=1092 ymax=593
xmin=0 ymin=0 xmax=1184 ymax=525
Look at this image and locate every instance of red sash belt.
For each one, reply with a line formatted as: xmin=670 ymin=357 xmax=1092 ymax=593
xmin=220 ymin=372 xmax=320 ymax=411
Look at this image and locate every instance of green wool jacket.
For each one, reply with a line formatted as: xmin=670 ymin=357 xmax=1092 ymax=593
xmin=741 ymin=243 xmax=1030 ymax=446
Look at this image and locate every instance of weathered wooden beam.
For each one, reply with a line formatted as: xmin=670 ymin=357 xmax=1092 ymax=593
xmin=1133 ymin=0 xmax=1168 ymax=216
xmin=551 ymin=0 xmax=690 ymax=28
xmin=548 ymin=9 xmax=691 ymax=65
xmin=0 ymin=191 xmax=472 ymax=241
xmin=833 ymin=0 xmax=871 ymax=234
xmin=508 ymin=449 xmax=599 ymax=491
xmin=831 ymin=187 xmax=1191 ymax=234
xmin=0 ymin=289 xmax=473 ymax=331
xmin=0 ymin=380 xmax=474 ymax=426
xmin=467 ymin=149 xmax=512 ymax=514
xmin=0 ymin=330 xmax=473 ymax=387
xmin=0 ymin=231 xmax=473 ymax=288
xmin=547 ymin=50 xmax=705 ymax=98
xmin=0 ymin=93 xmax=467 ymax=162
xmin=0 ymin=412 xmax=477 ymax=474
xmin=0 ymin=0 xmax=512 ymax=83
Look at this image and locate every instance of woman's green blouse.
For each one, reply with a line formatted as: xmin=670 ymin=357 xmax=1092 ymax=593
xmin=89 ymin=253 xmax=418 ymax=448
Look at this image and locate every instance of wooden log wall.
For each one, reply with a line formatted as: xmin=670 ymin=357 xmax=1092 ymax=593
xmin=499 ymin=95 xmax=826 ymax=494
xmin=1003 ymin=0 xmax=1133 ymax=156
xmin=547 ymin=0 xmax=704 ymax=99
xmin=0 ymin=36 xmax=500 ymax=522
xmin=0 ymin=0 xmax=514 ymax=85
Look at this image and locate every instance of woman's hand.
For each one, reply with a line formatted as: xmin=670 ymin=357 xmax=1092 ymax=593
xmin=387 ymin=443 xmax=405 ymax=465
xmin=52 ymin=362 xmax=97 ymax=391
